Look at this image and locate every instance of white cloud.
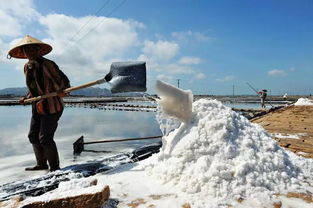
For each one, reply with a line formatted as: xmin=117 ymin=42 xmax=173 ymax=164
xmin=4 ymin=11 xmax=144 ymax=83
xmin=0 ymin=11 xmax=23 ymax=37
xmin=0 ymin=0 xmax=39 ymax=20
xmin=139 ymin=44 xmax=206 ymax=82
xmin=40 ymin=14 xmax=140 ymax=57
xmin=156 ymin=74 xmax=174 ymax=82
xmin=0 ymin=0 xmax=41 ymax=65
xmin=0 ymin=0 xmax=39 ymax=37
xmin=194 ymin=32 xmax=212 ymax=42
xmin=172 ymin=31 xmax=213 ymax=42
xmin=268 ymin=69 xmax=287 ymax=77
xmin=138 ymin=40 xmax=205 ymax=79
xmin=178 ymin=56 xmax=201 ymax=65
xmin=0 ymin=38 xmax=10 ymax=62
xmin=216 ymin=75 xmax=235 ymax=82
xmin=1 ymin=1 xmax=207 ymax=88
xmin=195 ymin=73 xmax=206 ymax=80
xmin=289 ymin=67 xmax=295 ymax=72
xmin=154 ymin=64 xmax=206 ymax=81
xmin=142 ymin=40 xmax=179 ymax=62
xmin=31 ymin=14 xmax=142 ymax=79
xmin=162 ymin=64 xmax=196 ymax=75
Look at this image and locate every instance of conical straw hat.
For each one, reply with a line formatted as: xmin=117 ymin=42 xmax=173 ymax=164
xmin=8 ymin=35 xmax=52 ymax=59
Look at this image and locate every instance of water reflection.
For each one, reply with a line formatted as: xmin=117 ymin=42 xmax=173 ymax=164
xmin=0 ymin=106 xmax=32 ymax=157
xmin=0 ymin=105 xmax=162 ymax=184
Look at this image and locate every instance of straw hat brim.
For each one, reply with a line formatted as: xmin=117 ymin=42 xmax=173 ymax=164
xmin=8 ymin=35 xmax=52 ymax=59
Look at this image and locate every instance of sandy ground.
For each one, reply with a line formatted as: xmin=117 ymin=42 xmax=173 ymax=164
xmin=252 ymin=105 xmax=313 ymax=158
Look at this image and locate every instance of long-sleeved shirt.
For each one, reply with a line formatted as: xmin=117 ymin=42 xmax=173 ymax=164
xmin=24 ymin=57 xmax=70 ymax=114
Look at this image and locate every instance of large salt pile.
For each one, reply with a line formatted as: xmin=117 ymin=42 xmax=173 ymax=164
xmin=143 ymin=99 xmax=311 ymax=207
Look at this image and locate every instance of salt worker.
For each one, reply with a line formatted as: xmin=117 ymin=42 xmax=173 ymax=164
xmin=8 ymin=35 xmax=70 ymax=172
xmin=258 ymin=89 xmax=267 ymax=108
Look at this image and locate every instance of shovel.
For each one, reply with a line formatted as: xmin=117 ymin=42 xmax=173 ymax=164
xmin=155 ymin=80 xmax=193 ymax=123
xmin=73 ymin=135 xmax=163 ymax=154
xmin=24 ymin=61 xmax=147 ymax=103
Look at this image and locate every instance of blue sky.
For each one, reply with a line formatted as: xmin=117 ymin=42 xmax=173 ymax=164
xmin=0 ymin=0 xmax=313 ymax=95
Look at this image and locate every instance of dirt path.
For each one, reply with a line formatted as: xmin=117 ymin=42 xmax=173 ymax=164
xmin=251 ymin=105 xmax=313 ymax=158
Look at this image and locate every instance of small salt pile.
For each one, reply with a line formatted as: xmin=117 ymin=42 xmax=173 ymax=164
xmin=294 ymin=98 xmax=313 ymax=106
xmin=143 ymin=99 xmax=311 ymax=207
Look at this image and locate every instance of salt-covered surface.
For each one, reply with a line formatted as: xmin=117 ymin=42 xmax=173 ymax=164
xmin=3 ymin=98 xmax=313 ymax=208
xmin=140 ymin=99 xmax=313 ymax=207
xmin=277 ymin=195 xmax=313 ymax=208
xmin=103 ymin=98 xmax=313 ymax=207
xmin=271 ymin=133 xmax=308 ymax=140
xmin=100 ymin=164 xmax=187 ymax=207
xmin=298 ymin=152 xmax=309 ymax=156
xmin=0 ymin=177 xmax=107 ymax=208
xmin=21 ymin=177 xmax=103 ymax=205
xmin=294 ymin=98 xmax=313 ymax=106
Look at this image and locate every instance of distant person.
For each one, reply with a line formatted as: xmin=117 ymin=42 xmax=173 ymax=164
xmin=258 ymin=89 xmax=267 ymax=108
xmin=8 ymin=35 xmax=70 ymax=171
xmin=283 ymin=93 xmax=287 ymax=101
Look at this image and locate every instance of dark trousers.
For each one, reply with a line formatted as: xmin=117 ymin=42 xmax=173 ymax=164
xmin=28 ymin=106 xmax=63 ymax=170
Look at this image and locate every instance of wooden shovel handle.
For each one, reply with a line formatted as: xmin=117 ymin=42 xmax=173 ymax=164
xmin=24 ymin=78 xmax=106 ymax=103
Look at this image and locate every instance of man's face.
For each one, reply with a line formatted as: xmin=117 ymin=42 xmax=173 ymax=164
xmin=23 ymin=45 xmax=40 ymax=59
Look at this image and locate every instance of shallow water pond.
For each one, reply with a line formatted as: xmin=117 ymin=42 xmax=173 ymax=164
xmin=0 ymin=105 xmax=162 ymax=184
xmin=224 ymin=102 xmax=281 ymax=109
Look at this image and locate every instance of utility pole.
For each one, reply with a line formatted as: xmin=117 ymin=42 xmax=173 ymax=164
xmin=177 ymin=79 xmax=180 ymax=88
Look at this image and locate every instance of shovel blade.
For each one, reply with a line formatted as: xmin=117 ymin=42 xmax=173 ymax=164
xmin=156 ymin=80 xmax=193 ymax=123
xmin=73 ymin=136 xmax=84 ymax=155
xmin=105 ymin=61 xmax=147 ymax=93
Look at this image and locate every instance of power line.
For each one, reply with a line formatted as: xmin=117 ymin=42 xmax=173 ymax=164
xmin=65 ymin=0 xmax=128 ymax=51
xmin=106 ymin=0 xmax=127 ymax=17
xmin=60 ymin=0 xmax=111 ymax=51
xmin=68 ymin=0 xmax=111 ymax=43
